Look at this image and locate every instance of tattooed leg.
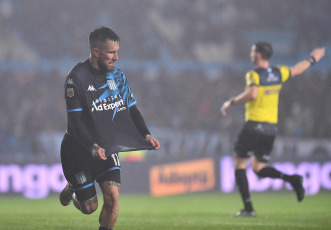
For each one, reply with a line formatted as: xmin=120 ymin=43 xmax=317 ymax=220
xmin=107 ymin=181 xmax=120 ymax=187
xmin=99 ymin=181 xmax=120 ymax=229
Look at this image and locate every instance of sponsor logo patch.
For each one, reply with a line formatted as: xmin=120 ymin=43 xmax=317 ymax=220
xmin=66 ymin=78 xmax=74 ymax=85
xmin=87 ymin=85 xmax=97 ymax=91
xmin=91 ymin=99 xmax=125 ymax=112
xmin=266 ymin=73 xmax=279 ymax=82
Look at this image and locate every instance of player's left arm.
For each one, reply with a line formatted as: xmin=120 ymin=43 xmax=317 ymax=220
xmin=125 ymin=73 xmax=160 ymax=150
xmin=129 ymin=105 xmax=160 ymax=150
xmin=290 ymin=47 xmax=325 ymax=77
xmin=145 ymin=134 xmax=160 ymax=150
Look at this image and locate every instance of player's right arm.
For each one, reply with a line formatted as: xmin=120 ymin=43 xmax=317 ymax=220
xmin=220 ymin=71 xmax=259 ymax=116
xmin=290 ymin=47 xmax=325 ymax=77
xmin=220 ymin=86 xmax=258 ymax=116
xmin=65 ymin=73 xmax=107 ymax=160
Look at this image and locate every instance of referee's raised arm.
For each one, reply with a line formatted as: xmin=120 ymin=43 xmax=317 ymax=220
xmin=290 ymin=47 xmax=325 ymax=77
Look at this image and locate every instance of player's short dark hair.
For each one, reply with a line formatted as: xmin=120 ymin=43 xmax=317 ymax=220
xmin=254 ymin=41 xmax=273 ymax=60
xmin=89 ymin=26 xmax=120 ymax=50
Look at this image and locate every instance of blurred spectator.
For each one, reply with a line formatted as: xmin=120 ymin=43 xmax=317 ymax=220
xmin=0 ymin=0 xmax=330 ymax=156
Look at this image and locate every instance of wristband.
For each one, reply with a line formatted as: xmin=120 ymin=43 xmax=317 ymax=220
xmin=307 ymin=56 xmax=316 ymax=65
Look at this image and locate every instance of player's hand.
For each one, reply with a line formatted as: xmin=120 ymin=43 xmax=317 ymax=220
xmin=145 ymin=134 xmax=160 ymax=150
xmin=90 ymin=144 xmax=107 ymax=160
xmin=220 ymin=101 xmax=231 ymax=116
xmin=311 ymin=47 xmax=325 ymax=62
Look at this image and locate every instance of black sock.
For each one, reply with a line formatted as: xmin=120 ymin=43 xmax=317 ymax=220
xmin=99 ymin=227 xmax=111 ymax=230
xmin=235 ymin=169 xmax=253 ymax=211
xmin=257 ymin=166 xmax=292 ymax=182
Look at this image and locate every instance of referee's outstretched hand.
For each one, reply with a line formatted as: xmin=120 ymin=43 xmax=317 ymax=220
xmin=220 ymin=100 xmax=232 ymax=116
xmin=310 ymin=47 xmax=325 ymax=63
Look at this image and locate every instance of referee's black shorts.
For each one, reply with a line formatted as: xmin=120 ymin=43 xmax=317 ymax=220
xmin=234 ymin=121 xmax=277 ymax=163
xmin=60 ymin=133 xmax=121 ymax=201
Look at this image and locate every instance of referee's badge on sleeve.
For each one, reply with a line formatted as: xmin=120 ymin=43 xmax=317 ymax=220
xmin=67 ymin=88 xmax=74 ymax=97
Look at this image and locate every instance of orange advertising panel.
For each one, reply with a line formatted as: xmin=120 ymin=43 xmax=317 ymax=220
xmin=149 ymin=158 xmax=215 ymax=196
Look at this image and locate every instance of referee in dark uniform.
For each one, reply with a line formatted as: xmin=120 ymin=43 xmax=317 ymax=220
xmin=221 ymin=41 xmax=325 ymax=217
xmin=59 ymin=27 xmax=160 ymax=230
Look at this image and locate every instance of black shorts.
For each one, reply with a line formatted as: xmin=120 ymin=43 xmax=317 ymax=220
xmin=60 ymin=134 xmax=121 ymax=201
xmin=234 ymin=121 xmax=277 ymax=163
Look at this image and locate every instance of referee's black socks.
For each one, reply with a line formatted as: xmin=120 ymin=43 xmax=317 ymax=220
xmin=235 ymin=169 xmax=254 ymax=211
xmin=257 ymin=166 xmax=292 ymax=182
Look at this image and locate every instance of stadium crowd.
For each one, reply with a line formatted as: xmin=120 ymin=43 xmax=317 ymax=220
xmin=0 ymin=0 xmax=330 ymax=155
xmin=0 ymin=67 xmax=330 ymax=155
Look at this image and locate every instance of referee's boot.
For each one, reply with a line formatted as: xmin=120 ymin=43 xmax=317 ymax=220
xmin=59 ymin=182 xmax=74 ymax=206
xmin=290 ymin=175 xmax=305 ymax=202
xmin=234 ymin=209 xmax=257 ymax=217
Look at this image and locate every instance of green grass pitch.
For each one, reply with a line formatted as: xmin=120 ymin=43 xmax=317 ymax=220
xmin=0 ymin=192 xmax=330 ymax=230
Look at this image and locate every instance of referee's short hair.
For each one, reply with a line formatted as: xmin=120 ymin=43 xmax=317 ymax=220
xmin=254 ymin=41 xmax=273 ymax=60
xmin=89 ymin=26 xmax=120 ymax=50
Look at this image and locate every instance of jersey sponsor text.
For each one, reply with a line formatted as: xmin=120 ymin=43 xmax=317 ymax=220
xmin=91 ymin=98 xmax=125 ymax=112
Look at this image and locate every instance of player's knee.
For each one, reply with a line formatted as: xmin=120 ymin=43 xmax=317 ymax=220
xmin=234 ymin=156 xmax=248 ymax=169
xmin=80 ymin=203 xmax=98 ymax=215
xmin=252 ymin=164 xmax=265 ymax=174
xmin=251 ymin=158 xmax=267 ymax=174
xmin=104 ymin=193 xmax=119 ymax=208
xmin=79 ymin=196 xmax=99 ymax=215
xmin=102 ymin=192 xmax=119 ymax=213
xmin=252 ymin=165 xmax=260 ymax=174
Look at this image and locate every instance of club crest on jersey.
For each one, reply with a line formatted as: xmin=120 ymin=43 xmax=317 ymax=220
xmin=107 ymin=79 xmax=118 ymax=91
xmin=67 ymin=88 xmax=74 ymax=97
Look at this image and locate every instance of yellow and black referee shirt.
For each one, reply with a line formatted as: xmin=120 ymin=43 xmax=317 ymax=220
xmin=244 ymin=66 xmax=290 ymax=124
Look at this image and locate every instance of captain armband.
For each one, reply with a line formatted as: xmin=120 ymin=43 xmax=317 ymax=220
xmin=307 ymin=56 xmax=316 ymax=66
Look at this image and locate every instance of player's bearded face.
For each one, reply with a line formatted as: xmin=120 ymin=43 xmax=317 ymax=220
xmin=97 ymin=40 xmax=119 ymax=72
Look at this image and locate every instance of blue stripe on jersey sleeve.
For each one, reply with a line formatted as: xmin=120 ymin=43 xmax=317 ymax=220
xmin=128 ymin=101 xmax=136 ymax=108
xmin=66 ymin=108 xmax=83 ymax=112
